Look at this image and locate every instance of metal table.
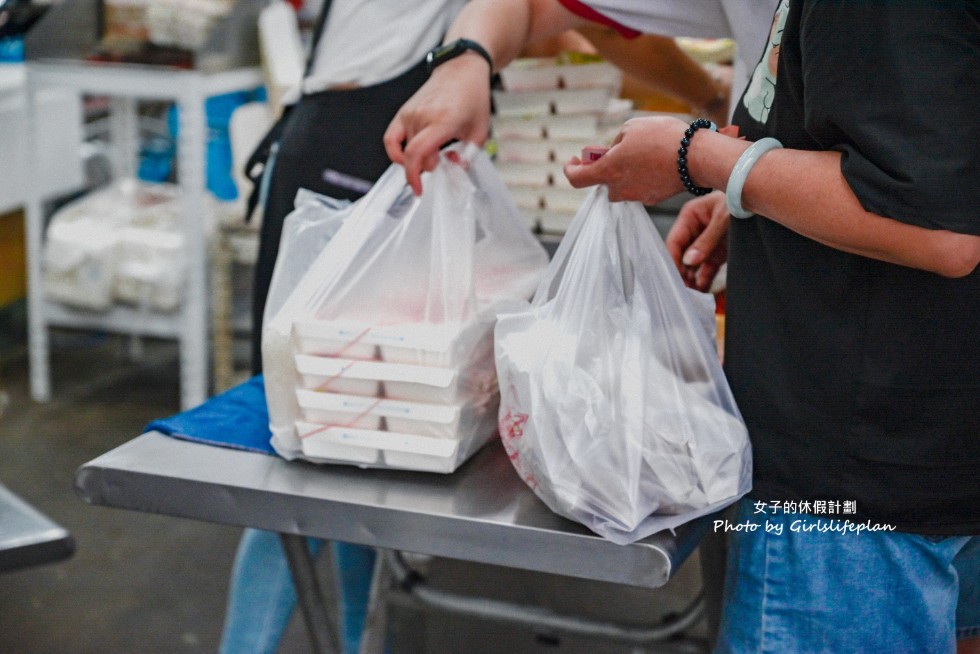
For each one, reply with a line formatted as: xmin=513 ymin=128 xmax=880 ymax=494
xmin=0 ymin=482 xmax=74 ymax=573
xmin=75 ymin=432 xmax=725 ymax=653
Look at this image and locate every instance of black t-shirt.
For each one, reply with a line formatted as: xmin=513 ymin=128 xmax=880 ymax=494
xmin=727 ymin=0 xmax=980 ymax=533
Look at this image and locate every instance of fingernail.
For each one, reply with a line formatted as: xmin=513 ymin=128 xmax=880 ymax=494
xmin=682 ymin=248 xmax=701 ymax=266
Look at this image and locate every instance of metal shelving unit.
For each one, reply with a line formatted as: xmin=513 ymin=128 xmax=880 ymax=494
xmin=23 ymin=61 xmax=263 ymax=410
xmin=21 ymin=0 xmax=265 ymax=409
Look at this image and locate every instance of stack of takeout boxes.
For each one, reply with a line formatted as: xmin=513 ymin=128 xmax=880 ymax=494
xmin=262 ymin=147 xmax=549 ymax=474
xmin=274 ymin=232 xmax=552 ymax=472
xmin=492 ymin=56 xmax=629 ymax=234
xmin=43 ymin=178 xmax=219 ymax=313
xmin=286 ymin=316 xmax=501 ymax=473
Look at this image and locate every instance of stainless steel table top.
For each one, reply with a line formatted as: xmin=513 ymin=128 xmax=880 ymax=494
xmin=75 ymin=432 xmax=710 ymax=589
xmin=0 ymin=482 xmax=74 ymax=572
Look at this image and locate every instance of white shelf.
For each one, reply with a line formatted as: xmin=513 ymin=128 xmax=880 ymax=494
xmin=0 ymin=63 xmax=85 ymax=216
xmin=42 ymin=300 xmax=183 ymax=339
xmin=23 ymin=61 xmax=264 ymax=409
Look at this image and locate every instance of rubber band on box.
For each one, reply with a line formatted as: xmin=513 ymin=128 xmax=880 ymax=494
xmin=299 ymin=398 xmax=384 ymax=440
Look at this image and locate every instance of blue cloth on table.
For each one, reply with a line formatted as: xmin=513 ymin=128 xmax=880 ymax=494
xmin=146 ymin=375 xmax=275 ymax=455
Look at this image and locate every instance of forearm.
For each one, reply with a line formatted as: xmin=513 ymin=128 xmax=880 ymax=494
xmin=385 ymin=0 xmax=588 ymax=193
xmin=444 ymin=0 xmax=586 ymax=72
xmin=688 ymin=132 xmax=980 ymax=278
xmin=580 ymin=27 xmax=726 ymax=121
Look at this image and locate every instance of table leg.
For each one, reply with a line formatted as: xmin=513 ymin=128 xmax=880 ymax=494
xmin=698 ymin=524 xmax=729 ymax=650
xmin=279 ymin=533 xmax=340 ymax=654
xmin=175 ymin=79 xmax=209 ymax=410
xmin=24 ymin=78 xmax=51 ymax=403
xmin=358 ymin=549 xmax=393 ymax=654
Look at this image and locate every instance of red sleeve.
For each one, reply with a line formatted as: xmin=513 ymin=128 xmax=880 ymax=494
xmin=557 ymin=0 xmax=641 ymax=38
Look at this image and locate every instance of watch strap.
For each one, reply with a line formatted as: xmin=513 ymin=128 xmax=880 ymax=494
xmin=426 ymin=38 xmax=493 ymax=77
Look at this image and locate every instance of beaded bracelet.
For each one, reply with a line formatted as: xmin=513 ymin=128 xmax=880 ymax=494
xmin=677 ymin=118 xmax=717 ymax=196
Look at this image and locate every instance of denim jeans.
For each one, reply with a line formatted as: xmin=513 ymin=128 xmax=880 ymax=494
xmin=715 ymin=498 xmax=980 ymax=653
xmin=218 ymin=529 xmax=377 ymax=654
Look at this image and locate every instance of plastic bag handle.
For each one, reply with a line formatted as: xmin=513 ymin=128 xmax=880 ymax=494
xmin=535 ymin=186 xmax=638 ymax=306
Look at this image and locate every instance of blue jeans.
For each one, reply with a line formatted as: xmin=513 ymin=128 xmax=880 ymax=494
xmin=714 ymin=499 xmax=980 ymax=653
xmin=219 ymin=529 xmax=378 ymax=654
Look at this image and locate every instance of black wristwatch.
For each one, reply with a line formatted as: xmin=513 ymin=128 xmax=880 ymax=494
xmin=425 ymin=38 xmax=493 ymax=77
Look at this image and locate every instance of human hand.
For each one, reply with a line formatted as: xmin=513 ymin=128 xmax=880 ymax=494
xmin=563 ymin=116 xmax=689 ymax=204
xmin=665 ymin=190 xmax=730 ymax=292
xmin=383 ymin=57 xmax=493 ymax=195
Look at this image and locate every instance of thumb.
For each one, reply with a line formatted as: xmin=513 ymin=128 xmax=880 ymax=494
xmin=563 ymin=157 xmax=603 ymax=189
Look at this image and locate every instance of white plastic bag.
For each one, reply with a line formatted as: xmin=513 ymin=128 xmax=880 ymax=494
xmin=263 ymin=143 xmax=549 ymax=472
xmin=495 ymin=186 xmax=751 ymax=544
xmin=263 ymin=189 xmax=354 ymax=326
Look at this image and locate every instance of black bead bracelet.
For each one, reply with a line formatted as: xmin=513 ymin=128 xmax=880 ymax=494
xmin=677 ymin=118 xmax=716 ymax=196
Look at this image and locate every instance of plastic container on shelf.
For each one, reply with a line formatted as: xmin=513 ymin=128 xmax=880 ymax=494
xmin=113 ymin=225 xmax=185 ymax=311
xmin=43 ymin=217 xmax=119 ymax=311
xmin=42 ymin=178 xmax=219 ymax=313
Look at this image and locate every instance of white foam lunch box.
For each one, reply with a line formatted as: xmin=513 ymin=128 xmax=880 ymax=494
xmin=295 ymin=422 xmax=463 ymax=473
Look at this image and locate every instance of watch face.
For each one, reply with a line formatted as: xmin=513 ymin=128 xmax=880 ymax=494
xmin=427 ymin=39 xmax=491 ymax=75
xmin=430 ymin=41 xmax=461 ymax=67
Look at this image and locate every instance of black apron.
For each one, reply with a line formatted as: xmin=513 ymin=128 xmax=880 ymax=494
xmin=250 ymin=58 xmax=431 ymax=373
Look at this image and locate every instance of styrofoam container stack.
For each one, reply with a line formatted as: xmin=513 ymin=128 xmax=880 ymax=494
xmin=497 ymin=57 xmax=621 ymax=93
xmin=42 ymin=178 xmax=218 ymax=313
xmin=491 ymin=56 xmax=629 ymax=235
xmin=283 ymin=316 xmax=501 ymax=474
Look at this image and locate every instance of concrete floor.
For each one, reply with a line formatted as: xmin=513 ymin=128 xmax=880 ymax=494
xmin=0 ymin=304 xmax=709 ymax=654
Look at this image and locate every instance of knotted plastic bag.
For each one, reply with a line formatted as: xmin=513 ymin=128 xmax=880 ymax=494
xmin=495 ymin=186 xmax=751 ymax=544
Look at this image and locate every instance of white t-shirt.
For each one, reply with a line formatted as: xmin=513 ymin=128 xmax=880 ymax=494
xmin=558 ymin=0 xmax=779 ymax=114
xmin=303 ymin=0 xmax=467 ymax=93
